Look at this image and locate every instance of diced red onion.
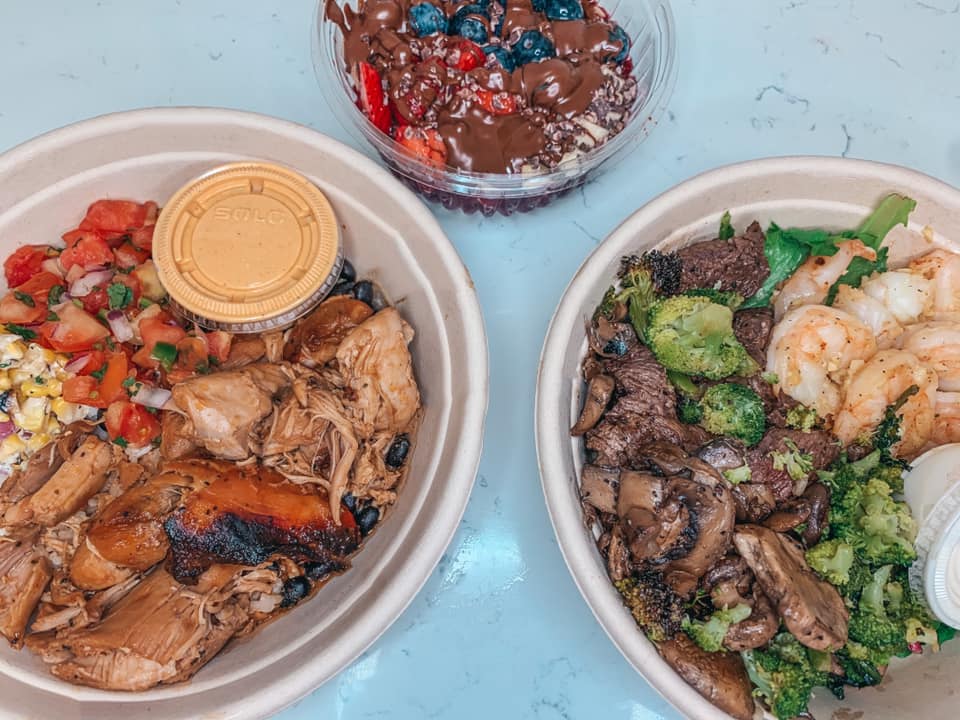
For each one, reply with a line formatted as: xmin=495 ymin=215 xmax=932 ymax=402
xmin=64 ymin=264 xmax=87 ymax=285
xmin=130 ymin=384 xmax=172 ymax=409
xmin=69 ymin=269 xmax=114 ymax=298
xmin=106 ymin=310 xmax=134 ymax=343
xmin=40 ymin=258 xmax=64 ymax=278
xmin=0 ymin=422 xmax=15 ymax=441
xmin=64 ymin=354 xmax=89 ymax=375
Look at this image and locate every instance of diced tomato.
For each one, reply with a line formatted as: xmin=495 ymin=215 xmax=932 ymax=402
xmin=0 ymin=272 xmax=62 ymax=324
xmin=98 ymin=352 xmax=130 ymax=405
xmin=133 ymin=312 xmax=188 ymax=368
xmin=38 ymin=303 xmax=110 ymax=352
xmin=143 ymin=201 xmax=159 ymax=226
xmin=104 ymin=400 xmax=161 ymax=447
xmin=114 ymin=242 xmax=150 ymax=270
xmin=129 ymin=225 xmax=155 ymax=252
xmin=79 ymin=200 xmax=149 ymax=233
xmin=69 ymin=350 xmax=105 ymax=376
xmin=63 ymin=375 xmax=101 ymax=405
xmin=61 ymin=230 xmax=113 ymax=272
xmin=3 ymin=245 xmax=48 ymax=288
xmin=79 ymin=286 xmax=110 ymax=315
xmin=206 ymin=330 xmax=233 ymax=364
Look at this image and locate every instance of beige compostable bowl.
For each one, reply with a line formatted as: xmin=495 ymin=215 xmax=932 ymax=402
xmin=0 ymin=108 xmax=488 ymax=720
xmin=535 ymin=157 xmax=960 ymax=720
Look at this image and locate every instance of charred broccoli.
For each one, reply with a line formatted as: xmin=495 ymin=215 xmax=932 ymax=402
xmin=697 ymin=383 xmax=766 ymax=446
xmin=806 ymin=539 xmax=855 ymax=586
xmin=605 ymin=251 xmax=683 ymax=338
xmin=785 ymin=405 xmax=820 ymax=432
xmin=614 ymin=572 xmax=684 ymax=644
xmin=682 ymin=287 xmax=744 ymax=310
xmin=644 ymin=296 xmax=753 ymax=380
xmin=682 ymin=603 xmax=752 ymax=652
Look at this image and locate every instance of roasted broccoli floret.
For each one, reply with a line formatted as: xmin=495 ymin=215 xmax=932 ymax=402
xmin=806 ymin=539 xmax=855 ymax=586
xmin=627 ymin=249 xmax=682 ymax=295
xmin=644 ymin=296 xmax=753 ymax=380
xmin=766 ymin=633 xmax=809 ymax=666
xmin=698 ymin=383 xmax=766 ymax=446
xmin=682 ymin=603 xmax=752 ymax=652
xmin=831 ymin=477 xmax=917 ymax=565
xmin=682 ymin=287 xmax=744 ymax=310
xmin=785 ymin=405 xmax=820 ymax=432
xmin=723 ymin=464 xmax=752 ymax=486
xmin=678 ymin=395 xmax=703 ymax=424
xmin=771 ymin=438 xmax=814 ymax=485
xmin=848 ymin=611 xmax=907 ymax=652
xmin=615 ymin=572 xmax=684 ymax=643
xmin=741 ymin=648 xmax=820 ymax=720
xmin=872 ymin=385 xmax=918 ymax=465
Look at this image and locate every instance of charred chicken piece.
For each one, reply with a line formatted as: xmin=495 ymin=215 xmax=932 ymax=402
xmin=3 ymin=436 xmax=113 ymax=527
xmin=164 ymin=464 xmax=360 ymax=582
xmin=0 ymin=529 xmax=51 ymax=646
xmin=285 ymin=295 xmax=373 ymax=367
xmin=733 ymin=524 xmax=849 ymax=651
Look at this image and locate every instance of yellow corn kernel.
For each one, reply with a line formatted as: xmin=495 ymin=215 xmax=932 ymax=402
xmin=54 ymin=354 xmax=70 ymax=366
xmin=38 ymin=348 xmax=56 ymax=364
xmin=51 ymin=397 xmax=84 ymax=424
xmin=20 ymin=380 xmax=48 ymax=398
xmin=15 ymin=397 xmax=48 ymax=433
xmin=0 ymin=412 xmax=9 ymax=423
xmin=0 ymin=371 xmax=12 ymax=392
xmin=0 ymin=434 xmax=25 ymax=461
xmin=43 ymin=415 xmax=60 ymax=435
xmin=2 ymin=341 xmax=25 ymax=362
xmin=26 ymin=432 xmax=51 ymax=453
xmin=10 ymin=369 xmax=30 ymax=386
xmin=44 ymin=378 xmax=62 ymax=397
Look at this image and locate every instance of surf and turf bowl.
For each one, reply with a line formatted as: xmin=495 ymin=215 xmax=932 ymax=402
xmin=536 ymin=157 xmax=960 ymax=720
xmin=0 ymin=108 xmax=487 ymax=719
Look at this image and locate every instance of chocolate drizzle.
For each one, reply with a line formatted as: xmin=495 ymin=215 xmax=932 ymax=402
xmin=326 ymin=0 xmax=638 ymax=173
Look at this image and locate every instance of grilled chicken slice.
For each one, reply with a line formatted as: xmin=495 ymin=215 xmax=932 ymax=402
xmin=164 ymin=464 xmax=359 ymax=582
xmin=285 ymin=295 xmax=373 ymax=367
xmin=159 ymin=411 xmax=198 ymax=460
xmin=0 ymin=427 xmax=87 ymax=506
xmin=3 ymin=437 xmax=113 ymax=527
xmin=733 ymin=524 xmax=849 ymax=651
xmin=28 ymin=566 xmax=253 ymax=691
xmin=336 ymin=308 xmax=420 ymax=435
xmin=0 ymin=529 xmax=51 ymax=646
xmin=70 ymin=460 xmax=221 ymax=590
xmin=170 ymin=364 xmax=291 ymax=460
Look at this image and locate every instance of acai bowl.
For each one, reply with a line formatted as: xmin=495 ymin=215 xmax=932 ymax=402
xmin=312 ymin=0 xmax=676 ymax=215
xmin=537 ymin=157 xmax=960 ymax=720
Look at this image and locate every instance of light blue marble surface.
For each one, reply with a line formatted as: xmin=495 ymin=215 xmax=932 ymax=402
xmin=1 ymin=1 xmax=959 ymax=718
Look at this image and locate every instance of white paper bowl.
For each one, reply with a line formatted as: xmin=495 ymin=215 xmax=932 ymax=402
xmin=536 ymin=157 xmax=960 ymax=720
xmin=0 ymin=108 xmax=488 ymax=719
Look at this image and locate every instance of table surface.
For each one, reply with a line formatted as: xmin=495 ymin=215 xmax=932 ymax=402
xmin=2 ymin=1 xmax=959 ymax=718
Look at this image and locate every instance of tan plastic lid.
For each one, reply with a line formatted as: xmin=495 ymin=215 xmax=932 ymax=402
xmin=153 ymin=162 xmax=343 ymax=332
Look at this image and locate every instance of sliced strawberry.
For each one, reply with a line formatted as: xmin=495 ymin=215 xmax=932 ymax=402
xmin=475 ymin=89 xmax=518 ymax=115
xmin=354 ymin=62 xmax=392 ymax=134
xmin=393 ymin=126 xmax=447 ymax=167
xmin=451 ymin=40 xmax=485 ymax=71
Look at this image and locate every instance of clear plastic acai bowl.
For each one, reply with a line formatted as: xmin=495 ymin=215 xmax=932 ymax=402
xmin=312 ymin=0 xmax=677 ymax=216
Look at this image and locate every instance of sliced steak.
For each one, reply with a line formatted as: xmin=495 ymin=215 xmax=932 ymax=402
xmin=732 ymin=307 xmax=773 ymax=366
xmin=745 ymin=427 xmax=839 ymax=500
xmin=733 ymin=524 xmax=849 ymax=651
xmin=675 ymin=222 xmax=770 ymax=298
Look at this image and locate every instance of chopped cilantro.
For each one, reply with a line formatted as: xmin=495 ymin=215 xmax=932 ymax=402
xmin=113 ymin=436 xmax=128 ymax=448
xmin=13 ymin=291 xmax=35 ymax=308
xmin=46 ymin=312 xmax=59 ymax=322
xmin=90 ymin=365 xmax=107 ymax=381
xmin=6 ymin=324 xmax=36 ymax=340
xmin=47 ymin=284 xmax=65 ymax=307
xmin=107 ymin=282 xmax=134 ymax=310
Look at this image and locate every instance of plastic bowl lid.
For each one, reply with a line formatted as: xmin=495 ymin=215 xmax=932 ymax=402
xmin=153 ymin=161 xmax=343 ymax=332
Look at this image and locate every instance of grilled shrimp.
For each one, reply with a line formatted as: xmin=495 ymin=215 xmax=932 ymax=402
xmin=767 ymin=305 xmax=877 ymax=419
xmin=860 ymin=268 xmax=935 ymax=324
xmin=773 ymin=240 xmax=877 ymax=320
xmin=832 ymin=285 xmax=903 ymax=349
xmin=931 ymin=391 xmax=960 ymax=446
xmin=896 ymin=321 xmax=960 ymax=391
xmin=908 ymin=249 xmax=960 ymax=318
xmin=833 ymin=349 xmax=938 ymax=458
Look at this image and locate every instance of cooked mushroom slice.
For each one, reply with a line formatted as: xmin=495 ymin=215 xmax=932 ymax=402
xmin=0 ymin=529 xmax=51 ymax=647
xmin=800 ymin=483 xmax=831 ymax=546
xmin=696 ymin=438 xmax=747 ymax=473
xmin=3 ymin=437 xmax=113 ymax=527
xmin=725 ymin=588 xmax=779 ymax=652
xmin=571 ymin=374 xmax=615 ymax=436
xmin=580 ymin=465 xmax=620 ymax=515
xmin=702 ymin=555 xmax=779 ymax=651
xmin=762 ymin=497 xmax=811 ymax=532
xmin=658 ymin=632 xmax=756 ymax=720
xmin=731 ymin=482 xmax=776 ymax=523
xmin=616 ymin=470 xmax=697 ymax=567
xmin=733 ymin=524 xmax=849 ymax=651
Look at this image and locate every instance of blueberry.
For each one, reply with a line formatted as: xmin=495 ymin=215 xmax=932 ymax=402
xmin=512 ymin=30 xmax=555 ymax=64
xmin=340 ymin=258 xmax=357 ymax=283
xmin=385 ymin=433 xmax=411 ymax=468
xmin=280 ymin=576 xmax=311 ymax=607
xmin=409 ymin=3 xmax=447 ymax=36
xmin=483 ymin=45 xmax=516 ymax=71
xmin=608 ymin=24 xmax=631 ymax=63
xmin=357 ymin=505 xmax=380 ymax=536
xmin=543 ymin=0 xmax=583 ymax=20
xmin=450 ymin=8 xmax=489 ymax=43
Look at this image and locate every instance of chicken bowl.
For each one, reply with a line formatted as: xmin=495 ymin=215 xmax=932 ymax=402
xmin=536 ymin=157 xmax=960 ymax=720
xmin=0 ymin=108 xmax=487 ymax=719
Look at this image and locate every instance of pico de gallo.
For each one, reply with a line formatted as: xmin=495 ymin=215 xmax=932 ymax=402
xmin=0 ymin=199 xmax=233 ymax=459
